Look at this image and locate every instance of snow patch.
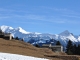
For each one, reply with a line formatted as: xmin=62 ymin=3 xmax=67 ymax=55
xmin=0 ymin=52 xmax=49 ymax=60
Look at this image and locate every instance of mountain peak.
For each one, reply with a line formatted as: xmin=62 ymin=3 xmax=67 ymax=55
xmin=0 ymin=25 xmax=79 ymax=47
xmin=0 ymin=25 xmax=13 ymax=29
xmin=16 ymin=27 xmax=23 ymax=30
xmin=0 ymin=25 xmax=13 ymax=32
xmin=0 ymin=25 xmax=31 ymax=34
xmin=16 ymin=27 xmax=30 ymax=34
xmin=59 ymin=30 xmax=71 ymax=36
xmin=63 ymin=30 xmax=70 ymax=33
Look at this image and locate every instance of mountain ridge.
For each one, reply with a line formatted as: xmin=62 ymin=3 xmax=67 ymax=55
xmin=0 ymin=25 xmax=80 ymax=47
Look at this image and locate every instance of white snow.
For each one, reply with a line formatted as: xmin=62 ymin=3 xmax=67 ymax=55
xmin=15 ymin=27 xmax=31 ymax=34
xmin=0 ymin=52 xmax=49 ymax=60
xmin=59 ymin=30 xmax=71 ymax=36
xmin=0 ymin=25 xmax=80 ymax=46
xmin=0 ymin=25 xmax=13 ymax=32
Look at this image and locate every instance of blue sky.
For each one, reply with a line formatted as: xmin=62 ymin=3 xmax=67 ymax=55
xmin=0 ymin=0 xmax=80 ymax=35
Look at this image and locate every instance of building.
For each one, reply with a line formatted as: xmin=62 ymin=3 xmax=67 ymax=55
xmin=0 ymin=29 xmax=12 ymax=40
xmin=42 ymin=44 xmax=63 ymax=52
xmin=51 ymin=45 xmax=63 ymax=52
xmin=4 ymin=33 xmax=12 ymax=40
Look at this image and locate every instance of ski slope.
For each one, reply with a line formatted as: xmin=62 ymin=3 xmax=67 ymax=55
xmin=0 ymin=52 xmax=49 ymax=60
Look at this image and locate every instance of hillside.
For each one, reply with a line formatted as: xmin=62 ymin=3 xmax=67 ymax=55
xmin=0 ymin=38 xmax=59 ymax=60
xmin=0 ymin=38 xmax=80 ymax=60
xmin=0 ymin=38 xmax=54 ymax=57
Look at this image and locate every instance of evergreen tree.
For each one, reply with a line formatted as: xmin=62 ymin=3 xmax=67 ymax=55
xmin=35 ymin=44 xmax=40 ymax=47
xmin=75 ymin=45 xmax=78 ymax=55
xmin=15 ymin=37 xmax=19 ymax=40
xmin=56 ymin=41 xmax=61 ymax=45
xmin=21 ymin=38 xmax=24 ymax=41
xmin=77 ymin=44 xmax=80 ymax=55
xmin=0 ymin=28 xmax=3 ymax=34
xmin=28 ymin=39 xmax=35 ymax=44
xmin=66 ymin=42 xmax=80 ymax=55
xmin=66 ymin=40 xmax=73 ymax=55
xmin=72 ymin=44 xmax=77 ymax=55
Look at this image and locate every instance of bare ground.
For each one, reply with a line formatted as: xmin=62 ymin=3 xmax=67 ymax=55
xmin=0 ymin=38 xmax=79 ymax=60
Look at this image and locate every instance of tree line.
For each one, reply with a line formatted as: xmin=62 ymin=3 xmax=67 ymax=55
xmin=66 ymin=40 xmax=80 ymax=55
xmin=11 ymin=36 xmax=80 ymax=55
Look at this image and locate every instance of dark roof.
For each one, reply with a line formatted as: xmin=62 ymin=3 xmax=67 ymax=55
xmin=42 ymin=44 xmax=62 ymax=47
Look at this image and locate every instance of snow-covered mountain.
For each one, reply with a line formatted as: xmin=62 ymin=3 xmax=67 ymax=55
xmin=0 ymin=25 xmax=80 ymax=47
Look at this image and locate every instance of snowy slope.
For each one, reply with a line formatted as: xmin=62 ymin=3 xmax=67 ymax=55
xmin=0 ymin=25 xmax=80 ymax=46
xmin=0 ymin=52 xmax=49 ymax=60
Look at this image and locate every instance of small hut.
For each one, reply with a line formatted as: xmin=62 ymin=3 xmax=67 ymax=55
xmin=51 ymin=45 xmax=63 ymax=52
xmin=42 ymin=44 xmax=63 ymax=52
xmin=0 ymin=28 xmax=12 ymax=40
xmin=4 ymin=33 xmax=12 ymax=40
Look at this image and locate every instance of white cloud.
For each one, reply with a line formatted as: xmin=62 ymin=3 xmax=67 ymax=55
xmin=62 ymin=15 xmax=80 ymax=18
xmin=41 ymin=6 xmax=73 ymax=12
xmin=0 ymin=16 xmax=10 ymax=19
xmin=0 ymin=7 xmax=80 ymax=25
xmin=0 ymin=8 xmax=15 ymax=12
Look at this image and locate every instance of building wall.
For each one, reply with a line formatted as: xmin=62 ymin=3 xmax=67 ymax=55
xmin=51 ymin=46 xmax=63 ymax=52
xmin=4 ymin=34 xmax=12 ymax=40
xmin=52 ymin=47 xmax=61 ymax=52
xmin=0 ymin=33 xmax=12 ymax=40
xmin=42 ymin=44 xmax=63 ymax=52
xmin=9 ymin=34 xmax=12 ymax=40
xmin=0 ymin=30 xmax=12 ymax=40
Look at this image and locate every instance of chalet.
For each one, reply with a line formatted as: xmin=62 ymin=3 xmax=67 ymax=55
xmin=0 ymin=29 xmax=12 ymax=40
xmin=42 ymin=44 xmax=63 ymax=52
xmin=4 ymin=33 xmax=12 ymax=40
xmin=51 ymin=45 xmax=63 ymax=52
